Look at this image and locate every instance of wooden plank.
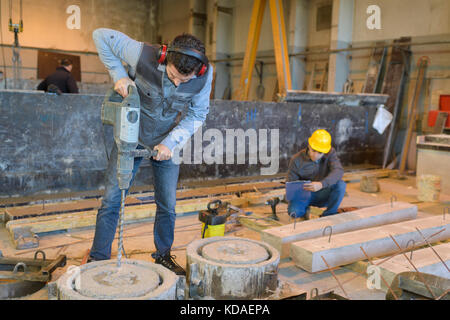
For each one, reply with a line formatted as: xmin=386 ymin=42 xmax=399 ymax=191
xmin=4 ymin=180 xmax=284 ymax=221
xmin=342 ymin=168 xmax=395 ymax=182
xmin=6 ymin=189 xmax=285 ymax=237
xmin=290 ymin=216 xmax=450 ymax=273
xmin=319 ymin=63 xmax=328 ymax=91
xmin=0 ymin=173 xmax=286 ymax=206
xmin=381 ymin=37 xmax=411 ymax=168
xmin=399 ymin=57 xmax=429 ymax=174
xmin=4 ymin=168 xmax=394 ymax=221
xmin=431 ymin=112 xmax=448 ymax=134
xmin=307 ymin=63 xmax=316 ymax=91
xmin=261 ymin=201 xmax=417 ymax=258
xmin=362 ymin=43 xmax=387 ymax=94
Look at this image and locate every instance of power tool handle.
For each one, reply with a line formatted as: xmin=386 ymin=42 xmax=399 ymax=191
xmin=107 ymin=85 xmax=136 ymax=102
xmin=207 ymin=199 xmax=222 ymax=212
xmin=150 ymin=149 xmax=159 ymax=158
xmin=125 ymin=148 xmax=159 ymax=158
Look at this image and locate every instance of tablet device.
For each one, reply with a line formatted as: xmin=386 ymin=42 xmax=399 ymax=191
xmin=286 ymin=180 xmax=312 ymax=201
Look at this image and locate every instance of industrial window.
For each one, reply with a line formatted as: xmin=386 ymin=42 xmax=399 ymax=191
xmin=316 ymin=4 xmax=332 ymax=31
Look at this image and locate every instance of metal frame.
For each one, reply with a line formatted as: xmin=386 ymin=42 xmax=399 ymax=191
xmin=0 ymin=251 xmax=66 ymax=282
xmin=236 ymin=0 xmax=292 ymax=100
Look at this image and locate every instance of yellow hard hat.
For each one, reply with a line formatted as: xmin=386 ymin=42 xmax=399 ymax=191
xmin=308 ymin=129 xmax=332 ymax=153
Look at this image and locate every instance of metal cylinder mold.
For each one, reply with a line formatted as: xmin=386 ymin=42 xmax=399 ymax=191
xmin=56 ymin=259 xmax=179 ymax=300
xmin=186 ymin=236 xmax=280 ymax=299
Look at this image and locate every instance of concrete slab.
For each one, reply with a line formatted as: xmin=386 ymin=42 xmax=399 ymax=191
xmin=260 ymin=201 xmax=417 ymax=258
xmin=290 ymin=216 xmax=450 ymax=273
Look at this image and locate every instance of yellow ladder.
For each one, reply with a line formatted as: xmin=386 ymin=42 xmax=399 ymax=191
xmin=235 ymin=0 xmax=292 ymax=101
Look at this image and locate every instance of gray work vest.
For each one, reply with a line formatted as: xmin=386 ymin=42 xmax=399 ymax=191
xmin=130 ymin=44 xmax=210 ymax=149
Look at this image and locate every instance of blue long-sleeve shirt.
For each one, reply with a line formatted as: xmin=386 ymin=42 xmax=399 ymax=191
xmin=92 ymin=28 xmax=212 ymax=151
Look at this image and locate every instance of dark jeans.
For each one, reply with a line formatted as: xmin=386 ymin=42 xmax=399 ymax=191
xmin=90 ymin=144 xmax=179 ymax=260
xmin=288 ymin=180 xmax=346 ymax=218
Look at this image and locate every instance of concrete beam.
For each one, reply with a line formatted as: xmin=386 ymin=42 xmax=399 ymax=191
xmin=290 ymin=216 xmax=450 ymax=273
xmin=374 ymin=242 xmax=450 ymax=290
xmin=261 ymin=201 xmax=417 ymax=258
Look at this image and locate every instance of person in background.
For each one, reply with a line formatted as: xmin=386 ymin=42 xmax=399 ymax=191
xmin=37 ymin=58 xmax=79 ymax=94
xmin=287 ymin=129 xmax=346 ymax=220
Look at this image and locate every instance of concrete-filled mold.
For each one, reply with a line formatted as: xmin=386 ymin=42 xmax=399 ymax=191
xmin=56 ymin=259 xmax=179 ymax=300
xmin=186 ymin=237 xmax=280 ymax=299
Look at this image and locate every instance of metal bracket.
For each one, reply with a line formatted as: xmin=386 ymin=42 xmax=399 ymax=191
xmin=406 ymin=239 xmax=415 ymax=260
xmin=11 ymin=227 xmax=39 ymax=250
xmin=13 ymin=262 xmax=27 ymax=274
xmin=310 ymin=287 xmax=319 ymax=299
xmin=390 ymin=195 xmax=397 ymax=208
xmin=323 ymin=225 xmax=333 ymax=243
xmin=0 ymin=252 xmax=66 ymax=282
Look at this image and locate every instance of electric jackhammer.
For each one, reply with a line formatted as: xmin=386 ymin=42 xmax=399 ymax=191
xmin=101 ymin=86 xmax=158 ymax=267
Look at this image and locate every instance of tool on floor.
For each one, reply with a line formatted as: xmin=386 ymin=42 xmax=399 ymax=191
xmin=101 ymin=86 xmax=158 ymax=267
xmin=199 ymin=200 xmax=240 ymax=238
xmin=266 ymin=197 xmax=280 ymax=221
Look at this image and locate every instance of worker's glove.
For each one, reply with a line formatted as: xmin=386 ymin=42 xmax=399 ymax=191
xmin=303 ymin=181 xmax=323 ymax=192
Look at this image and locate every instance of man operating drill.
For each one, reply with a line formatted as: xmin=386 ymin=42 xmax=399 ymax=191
xmin=287 ymin=129 xmax=346 ymax=220
xmin=88 ymin=28 xmax=213 ymax=275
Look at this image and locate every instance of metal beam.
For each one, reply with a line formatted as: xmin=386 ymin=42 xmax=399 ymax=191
xmin=235 ymin=0 xmax=266 ymax=100
xmin=269 ymin=0 xmax=292 ymax=98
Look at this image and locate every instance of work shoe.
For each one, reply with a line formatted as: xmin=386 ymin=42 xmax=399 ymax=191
xmin=155 ymin=254 xmax=186 ymax=276
xmin=86 ymin=256 xmax=100 ymax=264
xmin=304 ymin=207 xmax=311 ymax=221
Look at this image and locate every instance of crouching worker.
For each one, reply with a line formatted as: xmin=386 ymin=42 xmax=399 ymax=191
xmin=286 ymin=129 xmax=346 ymax=219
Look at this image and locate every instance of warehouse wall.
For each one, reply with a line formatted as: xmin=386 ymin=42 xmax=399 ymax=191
xmin=1 ymin=0 xmax=449 ymax=99
xmin=158 ymin=0 xmax=191 ymax=44
xmin=0 ymin=0 xmax=158 ymax=90
xmin=352 ymin=0 xmax=450 ymax=42
xmin=347 ymin=0 xmax=450 ymax=166
xmin=1 ymin=0 xmax=449 ymax=167
xmin=0 ymin=90 xmax=387 ymax=197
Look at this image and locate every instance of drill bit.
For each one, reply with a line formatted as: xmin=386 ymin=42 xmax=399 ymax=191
xmin=117 ymin=189 xmax=126 ymax=268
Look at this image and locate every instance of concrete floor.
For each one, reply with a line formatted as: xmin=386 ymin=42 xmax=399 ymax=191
xmin=1 ymin=174 xmax=449 ymax=300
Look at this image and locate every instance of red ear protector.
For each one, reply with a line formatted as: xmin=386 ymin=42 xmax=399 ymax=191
xmin=158 ymin=45 xmax=208 ymax=77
